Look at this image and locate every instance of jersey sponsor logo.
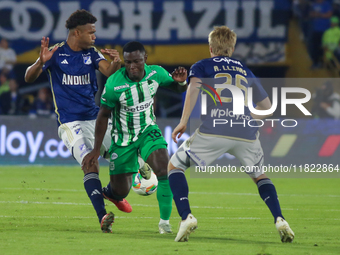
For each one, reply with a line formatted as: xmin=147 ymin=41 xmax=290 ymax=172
xmin=62 ymin=73 xmax=90 ymax=85
xmin=145 ymin=70 xmax=156 ymax=80
xmin=114 ymin=84 xmax=129 ymax=91
xmin=61 ymin=59 xmax=68 ymax=64
xmin=210 ymin=108 xmax=250 ymax=121
xmin=83 ymin=56 xmax=92 ymax=65
xmin=59 ymin=53 xmax=70 ymax=56
xmin=122 ymin=100 xmax=153 ymax=113
xmin=213 ymin=57 xmax=243 ymax=67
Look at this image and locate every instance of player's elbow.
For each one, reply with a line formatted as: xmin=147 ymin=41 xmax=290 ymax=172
xmin=24 ymin=74 xmax=32 ymax=83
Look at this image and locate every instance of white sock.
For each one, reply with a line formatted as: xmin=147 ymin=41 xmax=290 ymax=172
xmin=159 ymin=219 xmax=170 ymax=225
xmin=138 ymin=156 xmax=145 ymax=169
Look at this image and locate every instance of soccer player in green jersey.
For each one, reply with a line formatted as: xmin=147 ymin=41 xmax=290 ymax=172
xmin=82 ymin=41 xmax=187 ymax=233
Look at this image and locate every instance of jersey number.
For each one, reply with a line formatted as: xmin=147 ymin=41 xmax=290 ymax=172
xmin=214 ymin=73 xmax=248 ymax=106
xmin=147 ymin=129 xmax=162 ymax=141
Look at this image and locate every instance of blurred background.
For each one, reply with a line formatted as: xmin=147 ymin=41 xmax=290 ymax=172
xmin=0 ymin=0 xmax=339 ymax=167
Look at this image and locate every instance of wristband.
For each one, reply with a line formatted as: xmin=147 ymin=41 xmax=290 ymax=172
xmin=178 ymin=80 xmax=187 ymax=86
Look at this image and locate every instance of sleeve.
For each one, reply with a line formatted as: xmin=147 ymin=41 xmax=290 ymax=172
xmin=250 ymin=73 xmax=268 ymax=104
xmin=155 ymin=66 xmax=175 ymax=87
xmin=92 ymin=47 xmax=106 ymax=70
xmin=188 ymin=61 xmax=205 ymax=80
xmin=42 ymin=45 xmax=58 ymax=71
xmin=100 ymin=76 xmax=118 ymax=109
xmin=42 ymin=57 xmax=53 ymax=71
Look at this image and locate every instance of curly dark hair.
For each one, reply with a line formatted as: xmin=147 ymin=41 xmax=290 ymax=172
xmin=65 ymin=9 xmax=97 ymax=30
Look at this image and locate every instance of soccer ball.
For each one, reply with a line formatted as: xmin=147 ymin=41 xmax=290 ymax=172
xmin=132 ymin=170 xmax=158 ymax=196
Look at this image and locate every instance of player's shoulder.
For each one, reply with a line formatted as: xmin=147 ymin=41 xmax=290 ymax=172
xmin=192 ymin=57 xmax=211 ymax=66
xmin=106 ymin=68 xmax=128 ymax=88
xmin=147 ymin=64 xmax=166 ymax=73
xmin=48 ymin=41 xmax=66 ymax=52
xmin=145 ymin=65 xmax=170 ymax=80
xmin=89 ymin=46 xmax=104 ymax=55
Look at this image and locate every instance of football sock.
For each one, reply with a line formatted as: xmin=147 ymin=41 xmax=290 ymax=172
xmin=156 ymin=176 xmax=173 ymax=221
xmin=159 ymin=219 xmax=170 ymax=225
xmin=83 ymin=173 xmax=106 ymax=223
xmin=104 ymin=182 xmax=126 ymax=201
xmin=168 ymin=169 xmax=191 ymax=220
xmin=257 ymin=178 xmax=283 ymax=223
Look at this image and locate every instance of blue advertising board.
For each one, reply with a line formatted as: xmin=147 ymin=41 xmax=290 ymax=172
xmin=0 ymin=0 xmax=291 ymax=55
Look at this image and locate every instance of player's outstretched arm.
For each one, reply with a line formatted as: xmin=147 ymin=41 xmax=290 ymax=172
xmin=98 ymin=48 xmax=122 ymax=77
xmin=172 ymin=77 xmax=201 ymax=143
xmin=82 ymin=106 xmax=111 ymax=171
xmin=25 ymin=37 xmax=57 ymax=83
xmin=169 ymin=66 xmax=188 ymax=92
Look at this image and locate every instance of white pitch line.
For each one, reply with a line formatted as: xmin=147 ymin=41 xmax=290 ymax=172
xmin=0 ymin=215 xmax=339 ymax=221
xmin=0 ymin=201 xmax=339 ymax=212
xmin=2 ymin=188 xmax=340 ymax=198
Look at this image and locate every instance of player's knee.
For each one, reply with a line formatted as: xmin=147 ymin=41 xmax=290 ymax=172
xmin=153 ymin=167 xmax=168 ymax=178
xmin=111 ymin=186 xmax=129 ymax=198
xmin=82 ymin=163 xmax=99 ymax=175
xmin=252 ymin=173 xmax=269 ymax=183
xmin=168 ymin=161 xmax=185 ymax=172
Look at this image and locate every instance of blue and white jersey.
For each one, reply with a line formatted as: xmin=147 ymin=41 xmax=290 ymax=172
xmin=42 ymin=42 xmax=106 ymax=126
xmin=189 ymin=56 xmax=268 ymax=141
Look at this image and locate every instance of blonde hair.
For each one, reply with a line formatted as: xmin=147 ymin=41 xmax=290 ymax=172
xmin=208 ymin=26 xmax=237 ymax=57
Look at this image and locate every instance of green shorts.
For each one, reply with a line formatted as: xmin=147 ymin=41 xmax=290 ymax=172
xmin=108 ymin=125 xmax=167 ymax=175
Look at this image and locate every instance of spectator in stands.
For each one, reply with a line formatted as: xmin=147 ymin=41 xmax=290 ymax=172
xmin=332 ymin=0 xmax=340 ymax=17
xmin=309 ymin=0 xmax=333 ymax=69
xmin=312 ymin=82 xmax=340 ymax=119
xmin=0 ymin=79 xmax=24 ymax=115
xmin=28 ymin=87 xmax=54 ymax=118
xmin=0 ymin=38 xmax=17 ymax=78
xmin=322 ymin=16 xmax=340 ymax=66
xmin=0 ymin=71 xmax=9 ymax=96
xmin=294 ymin=0 xmax=312 ymax=41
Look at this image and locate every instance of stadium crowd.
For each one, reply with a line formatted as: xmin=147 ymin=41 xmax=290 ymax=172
xmin=294 ymin=0 xmax=340 ymax=70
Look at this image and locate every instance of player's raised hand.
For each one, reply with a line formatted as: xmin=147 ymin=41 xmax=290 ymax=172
xmin=171 ymin=66 xmax=187 ymax=83
xmin=81 ymin=150 xmax=100 ymax=171
xmin=101 ymin=48 xmax=121 ymax=63
xmin=39 ymin=37 xmax=57 ymax=65
xmin=172 ymin=122 xmax=187 ymax=143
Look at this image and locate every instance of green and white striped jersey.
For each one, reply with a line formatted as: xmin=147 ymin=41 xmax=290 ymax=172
xmin=101 ymin=64 xmax=174 ymax=146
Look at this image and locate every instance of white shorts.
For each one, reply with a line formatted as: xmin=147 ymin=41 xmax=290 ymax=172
xmin=58 ymin=119 xmax=112 ymax=165
xmin=170 ymin=129 xmax=264 ymax=178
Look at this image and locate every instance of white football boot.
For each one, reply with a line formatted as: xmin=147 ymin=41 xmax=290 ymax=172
xmin=174 ymin=213 xmax=198 ymax=242
xmin=275 ymin=217 xmax=295 ymax=243
xmin=159 ymin=223 xmax=173 ymax=234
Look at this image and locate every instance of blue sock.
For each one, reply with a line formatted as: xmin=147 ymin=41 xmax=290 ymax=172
xmin=83 ymin=173 xmax=106 ymax=223
xmin=168 ymin=170 xmax=191 ymax=220
xmin=257 ymin=178 xmax=283 ymax=223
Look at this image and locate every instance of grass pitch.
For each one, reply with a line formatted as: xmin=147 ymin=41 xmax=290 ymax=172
xmin=0 ymin=166 xmax=339 ymax=255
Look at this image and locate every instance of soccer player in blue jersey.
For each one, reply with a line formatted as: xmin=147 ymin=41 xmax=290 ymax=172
xmin=168 ymin=26 xmax=295 ymax=242
xmin=24 ymin=9 xmax=134 ymax=232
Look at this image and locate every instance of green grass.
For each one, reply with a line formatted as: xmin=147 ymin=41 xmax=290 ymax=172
xmin=0 ymin=166 xmax=339 ymax=255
